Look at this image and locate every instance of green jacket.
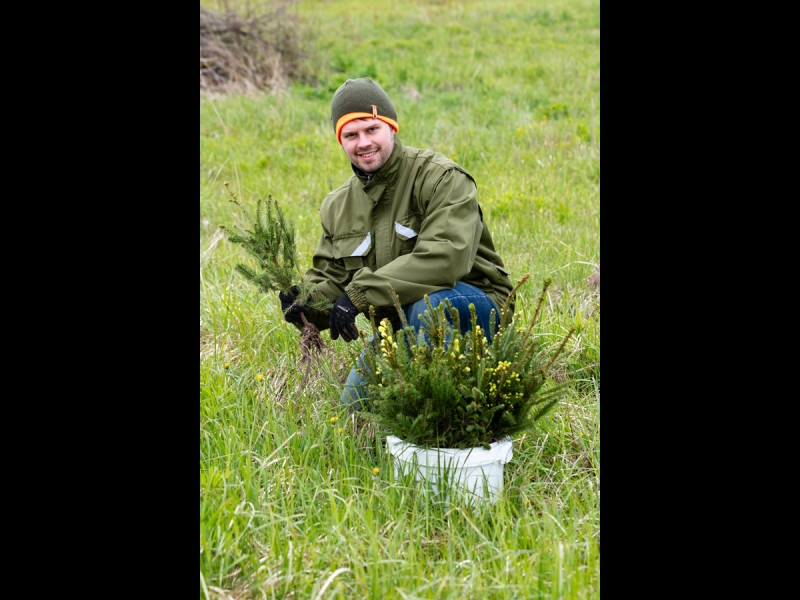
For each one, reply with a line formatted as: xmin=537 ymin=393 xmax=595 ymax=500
xmin=302 ymin=138 xmax=514 ymax=330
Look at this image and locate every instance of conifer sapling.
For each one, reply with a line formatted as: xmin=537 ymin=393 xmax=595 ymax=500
xmin=359 ymin=275 xmax=576 ymax=449
xmin=220 ymin=182 xmax=333 ymax=356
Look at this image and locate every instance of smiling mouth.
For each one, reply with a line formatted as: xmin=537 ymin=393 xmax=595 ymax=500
xmin=359 ymin=151 xmax=377 ymax=159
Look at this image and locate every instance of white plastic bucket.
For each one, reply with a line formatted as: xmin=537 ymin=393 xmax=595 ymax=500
xmin=386 ymin=435 xmax=513 ymax=505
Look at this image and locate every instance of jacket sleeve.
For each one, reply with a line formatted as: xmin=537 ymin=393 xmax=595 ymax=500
xmin=345 ymin=169 xmax=482 ymax=310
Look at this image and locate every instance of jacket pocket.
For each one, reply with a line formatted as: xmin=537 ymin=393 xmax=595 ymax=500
xmin=395 ymin=214 xmax=421 ymax=255
xmin=490 ymin=262 xmax=511 ymax=286
xmin=333 ymin=232 xmax=372 ymax=271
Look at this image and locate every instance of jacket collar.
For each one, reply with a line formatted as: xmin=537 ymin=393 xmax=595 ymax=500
xmin=351 ymin=138 xmax=404 ymax=187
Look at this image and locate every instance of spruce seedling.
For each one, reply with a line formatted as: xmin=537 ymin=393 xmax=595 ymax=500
xmin=220 ymin=182 xmax=333 ymax=356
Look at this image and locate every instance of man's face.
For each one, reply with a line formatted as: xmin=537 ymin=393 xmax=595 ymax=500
xmin=340 ymin=118 xmax=395 ymax=174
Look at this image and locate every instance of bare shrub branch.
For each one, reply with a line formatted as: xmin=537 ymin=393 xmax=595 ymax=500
xmin=200 ymin=1 xmax=315 ymax=95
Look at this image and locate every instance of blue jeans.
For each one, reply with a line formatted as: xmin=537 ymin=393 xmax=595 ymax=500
xmin=341 ymin=281 xmax=501 ymax=411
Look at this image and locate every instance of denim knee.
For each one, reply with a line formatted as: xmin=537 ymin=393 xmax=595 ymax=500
xmin=340 ymin=344 xmax=371 ymax=411
xmin=402 ymin=281 xmax=500 ymax=339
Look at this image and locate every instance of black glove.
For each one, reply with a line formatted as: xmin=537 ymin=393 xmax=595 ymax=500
xmin=279 ymin=286 xmax=310 ymax=324
xmin=329 ymin=293 xmax=360 ymax=342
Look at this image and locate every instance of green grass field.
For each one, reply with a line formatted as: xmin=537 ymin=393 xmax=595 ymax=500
xmin=200 ymin=1 xmax=599 ymax=597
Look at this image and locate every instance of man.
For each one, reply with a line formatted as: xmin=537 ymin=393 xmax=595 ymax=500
xmin=280 ymin=77 xmax=514 ymax=408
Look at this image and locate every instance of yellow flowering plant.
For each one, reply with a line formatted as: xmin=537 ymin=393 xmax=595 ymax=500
xmin=358 ymin=275 xmax=575 ymax=450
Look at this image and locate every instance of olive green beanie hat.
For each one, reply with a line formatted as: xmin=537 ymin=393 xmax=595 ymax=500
xmin=330 ymin=78 xmax=399 ymax=145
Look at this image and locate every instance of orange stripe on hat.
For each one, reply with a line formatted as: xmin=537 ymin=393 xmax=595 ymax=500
xmin=335 ymin=111 xmax=399 ymax=145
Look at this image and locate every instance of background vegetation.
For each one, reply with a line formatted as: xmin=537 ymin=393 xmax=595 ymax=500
xmin=200 ymin=0 xmax=599 ymax=598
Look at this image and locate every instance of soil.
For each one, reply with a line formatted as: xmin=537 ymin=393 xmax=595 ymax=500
xmin=299 ymin=313 xmax=326 ymax=363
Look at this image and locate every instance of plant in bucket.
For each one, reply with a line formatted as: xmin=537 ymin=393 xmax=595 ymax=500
xmin=358 ymin=275 xmax=575 ymax=506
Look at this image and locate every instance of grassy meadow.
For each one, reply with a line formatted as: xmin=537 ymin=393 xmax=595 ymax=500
xmin=200 ymin=0 xmax=600 ymax=598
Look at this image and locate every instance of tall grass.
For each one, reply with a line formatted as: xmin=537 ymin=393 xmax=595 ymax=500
xmin=201 ymin=0 xmax=599 ymax=597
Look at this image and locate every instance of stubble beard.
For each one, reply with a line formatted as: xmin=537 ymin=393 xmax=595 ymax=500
xmin=352 ymin=135 xmax=394 ymax=174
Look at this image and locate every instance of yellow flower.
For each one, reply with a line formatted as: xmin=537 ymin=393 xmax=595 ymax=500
xmin=256 ymin=373 xmax=264 ymax=381
xmin=330 ymin=417 xmax=336 ymax=423
xmin=224 ymin=362 xmax=230 ymax=369
xmin=373 ymin=467 xmax=380 ymax=475
xmin=338 ymin=428 xmax=343 ymax=434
